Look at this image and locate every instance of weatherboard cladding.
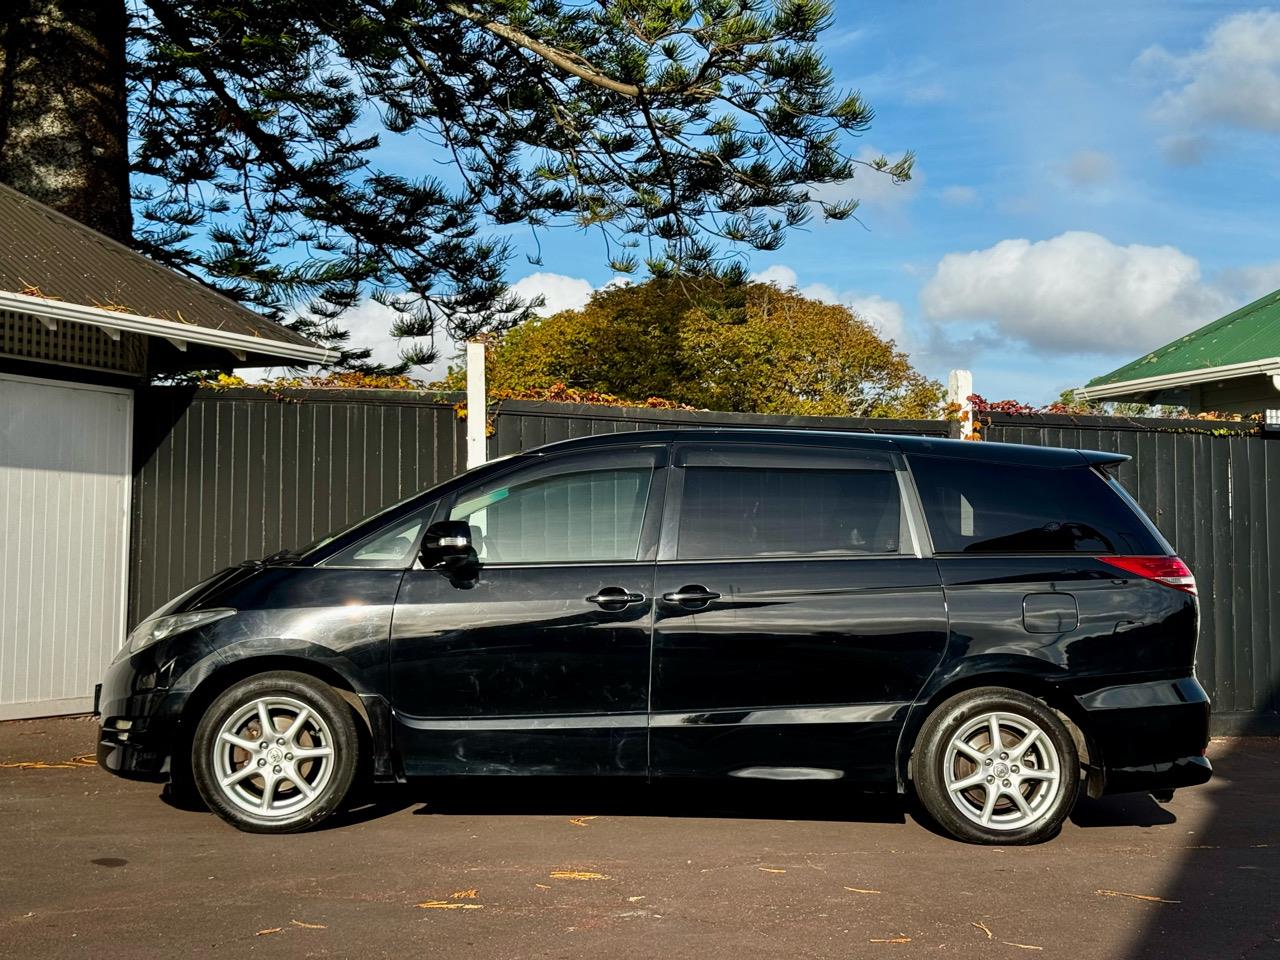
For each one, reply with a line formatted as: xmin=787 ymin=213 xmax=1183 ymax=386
xmin=0 ymin=182 xmax=314 ymax=350
xmin=1088 ymin=287 xmax=1280 ymax=388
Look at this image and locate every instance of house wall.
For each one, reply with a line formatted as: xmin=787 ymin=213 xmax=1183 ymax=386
xmin=0 ymin=373 xmax=132 ymax=719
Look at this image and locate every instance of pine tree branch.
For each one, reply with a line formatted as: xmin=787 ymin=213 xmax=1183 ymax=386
xmin=442 ymin=2 xmax=645 ymax=97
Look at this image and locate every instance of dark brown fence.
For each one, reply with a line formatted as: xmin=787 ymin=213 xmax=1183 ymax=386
xmin=490 ymin=399 xmax=955 ymax=456
xmin=984 ymin=413 xmax=1279 ymax=734
xmin=130 ymin=387 xmax=465 ymax=621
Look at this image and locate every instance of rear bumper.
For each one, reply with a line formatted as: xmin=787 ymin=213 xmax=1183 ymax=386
xmin=1075 ymin=675 xmax=1212 ymax=795
xmin=1102 ymin=754 xmax=1212 ymax=794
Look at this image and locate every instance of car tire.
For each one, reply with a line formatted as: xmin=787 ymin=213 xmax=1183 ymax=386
xmin=191 ymin=671 xmax=360 ymax=834
xmin=912 ymin=687 xmax=1080 ymax=845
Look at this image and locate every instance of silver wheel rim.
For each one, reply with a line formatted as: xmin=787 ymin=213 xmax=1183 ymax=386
xmin=211 ymin=695 xmax=335 ymax=819
xmin=943 ymin=710 xmax=1062 ymax=832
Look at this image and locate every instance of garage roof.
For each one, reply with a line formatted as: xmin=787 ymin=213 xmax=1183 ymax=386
xmin=1080 ymin=287 xmax=1280 ymax=400
xmin=0 ymin=182 xmax=331 ymax=366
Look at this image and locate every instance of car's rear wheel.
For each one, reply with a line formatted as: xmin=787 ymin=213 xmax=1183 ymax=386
xmin=912 ymin=687 xmax=1080 ymax=844
xmin=192 ymin=671 xmax=359 ymax=833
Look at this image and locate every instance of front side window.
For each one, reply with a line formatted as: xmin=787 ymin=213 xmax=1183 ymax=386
xmin=675 ymin=447 xmax=905 ymax=560
xmin=908 ymin=456 xmax=1165 ymax=554
xmin=322 ymin=505 xmax=435 ymax=567
xmin=448 ymin=455 xmax=655 ymax=564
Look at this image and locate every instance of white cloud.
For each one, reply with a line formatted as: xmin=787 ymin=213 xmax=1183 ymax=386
xmin=939 ymin=185 xmax=978 ymax=206
xmin=844 ymin=294 xmax=907 ymax=344
xmin=1216 ymin=260 xmax=1280 ymax=304
xmin=809 ymin=147 xmax=921 ymax=212
xmin=920 ymin=231 xmax=1232 ymax=355
xmin=1138 ymin=10 xmax=1280 ymax=133
xmin=749 ymin=264 xmax=802 ymax=290
xmin=340 ymin=298 xmax=419 ymax=368
xmin=508 ymin=271 xmax=596 ymax=315
xmin=749 ymin=265 xmax=909 ymax=344
xmin=285 ymin=272 xmax=604 ymax=378
xmin=1160 ymin=134 xmax=1210 ymax=166
xmin=1065 ymin=149 xmax=1114 ymax=185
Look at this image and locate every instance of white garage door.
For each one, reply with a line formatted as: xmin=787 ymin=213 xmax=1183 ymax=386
xmin=0 ymin=373 xmax=132 ymax=719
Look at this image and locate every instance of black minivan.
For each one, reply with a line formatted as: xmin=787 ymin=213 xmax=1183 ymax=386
xmin=97 ymin=429 xmax=1211 ymax=844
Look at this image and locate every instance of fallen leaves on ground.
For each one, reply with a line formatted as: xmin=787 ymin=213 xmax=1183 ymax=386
xmin=415 ymin=901 xmax=484 ymax=910
xmin=757 ymin=867 xmax=786 ymax=874
xmin=568 ymin=816 xmax=598 ymax=827
xmin=549 ymin=870 xmax=611 ymax=881
xmin=870 ymin=936 xmax=911 ymax=944
xmin=290 ymin=919 xmax=327 ymax=929
xmin=255 ymin=928 xmax=282 ymax=937
xmin=844 ymin=886 xmax=881 ymax=894
xmin=1002 ymin=942 xmax=1044 ymax=951
xmin=0 ymin=755 xmax=96 ymax=770
xmin=450 ymin=889 xmax=478 ymax=900
xmin=972 ymin=921 xmax=993 ymax=939
xmin=1096 ymin=889 xmax=1181 ymax=904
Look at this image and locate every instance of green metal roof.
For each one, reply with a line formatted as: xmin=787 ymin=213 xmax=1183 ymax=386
xmin=1087 ymin=287 xmax=1280 ymax=389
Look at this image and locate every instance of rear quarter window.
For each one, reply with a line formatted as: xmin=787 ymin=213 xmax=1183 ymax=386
xmin=907 ymin=455 xmax=1166 ymax=555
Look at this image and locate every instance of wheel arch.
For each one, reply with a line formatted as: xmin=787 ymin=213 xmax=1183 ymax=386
xmin=897 ymin=670 xmax=1095 ymax=790
xmin=171 ymin=654 xmax=375 ymax=790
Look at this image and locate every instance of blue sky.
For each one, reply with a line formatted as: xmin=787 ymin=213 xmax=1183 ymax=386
xmin=346 ymin=1 xmax=1280 ymax=404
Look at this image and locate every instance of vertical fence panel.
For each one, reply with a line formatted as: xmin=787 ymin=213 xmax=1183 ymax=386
xmin=983 ymin=413 xmax=1277 ymax=733
xmin=131 ymin=389 xmax=470 ymax=625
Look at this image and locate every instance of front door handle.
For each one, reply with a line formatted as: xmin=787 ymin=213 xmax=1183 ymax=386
xmin=662 ymin=585 xmax=721 ymax=609
xmin=586 ymin=587 xmax=646 ymax=610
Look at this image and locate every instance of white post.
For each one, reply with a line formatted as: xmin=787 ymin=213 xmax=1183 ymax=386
xmin=465 ymin=339 xmax=487 ymax=468
xmin=948 ymin=369 xmax=974 ymax=439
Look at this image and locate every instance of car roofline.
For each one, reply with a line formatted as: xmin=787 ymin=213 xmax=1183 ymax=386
xmin=517 ymin=425 xmax=1127 ymax=468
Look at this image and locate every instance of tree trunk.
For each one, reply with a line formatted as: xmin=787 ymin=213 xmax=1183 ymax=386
xmin=0 ymin=1 xmax=131 ymax=242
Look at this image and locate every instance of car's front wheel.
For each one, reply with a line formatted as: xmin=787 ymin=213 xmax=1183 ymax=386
xmin=912 ymin=687 xmax=1080 ymax=844
xmin=192 ymin=671 xmax=359 ymax=833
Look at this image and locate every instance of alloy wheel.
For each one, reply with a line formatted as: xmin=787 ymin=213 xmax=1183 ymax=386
xmin=943 ymin=710 xmax=1062 ymax=831
xmin=210 ymin=695 xmax=336 ymax=819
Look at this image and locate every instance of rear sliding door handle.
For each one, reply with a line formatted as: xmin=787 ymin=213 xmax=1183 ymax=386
xmin=586 ymin=587 xmax=646 ymax=609
xmin=662 ymin=585 xmax=721 ymax=608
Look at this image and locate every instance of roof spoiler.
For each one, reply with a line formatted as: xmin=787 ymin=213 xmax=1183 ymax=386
xmin=1079 ymin=449 xmax=1130 ymax=467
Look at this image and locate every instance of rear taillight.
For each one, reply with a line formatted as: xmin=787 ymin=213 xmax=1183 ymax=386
xmin=1099 ymin=556 xmax=1197 ymax=595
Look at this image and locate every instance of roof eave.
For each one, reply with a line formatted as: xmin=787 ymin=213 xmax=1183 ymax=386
xmin=1079 ymin=357 xmax=1280 ymax=400
xmin=0 ymin=289 xmax=334 ymax=366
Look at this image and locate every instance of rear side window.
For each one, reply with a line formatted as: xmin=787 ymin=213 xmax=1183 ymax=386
xmin=908 ymin=456 xmax=1165 ymax=555
xmin=675 ymin=447 xmax=905 ymax=560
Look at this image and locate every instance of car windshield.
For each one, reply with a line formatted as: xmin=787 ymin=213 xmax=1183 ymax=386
xmin=292 ymin=452 xmax=522 ymax=561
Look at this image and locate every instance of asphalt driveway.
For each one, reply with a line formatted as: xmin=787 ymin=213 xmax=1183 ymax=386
xmin=1 ymin=718 xmax=1276 ymax=960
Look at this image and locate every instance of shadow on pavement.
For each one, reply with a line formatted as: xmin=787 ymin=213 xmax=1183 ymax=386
xmin=1123 ymin=696 xmax=1280 ymax=959
xmin=402 ymin=777 xmax=909 ymax=825
xmin=1070 ymin=793 xmax=1177 ymax=829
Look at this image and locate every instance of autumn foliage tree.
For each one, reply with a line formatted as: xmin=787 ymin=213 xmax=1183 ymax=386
xmin=442 ymin=280 xmax=943 ymax=418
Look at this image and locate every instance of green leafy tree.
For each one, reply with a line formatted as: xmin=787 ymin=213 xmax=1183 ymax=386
xmin=0 ymin=1 xmax=912 ymax=371
xmin=442 ymin=279 xmax=944 ymax=418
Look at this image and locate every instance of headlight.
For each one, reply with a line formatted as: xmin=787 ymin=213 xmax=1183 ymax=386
xmin=124 ymin=608 xmax=236 ymax=656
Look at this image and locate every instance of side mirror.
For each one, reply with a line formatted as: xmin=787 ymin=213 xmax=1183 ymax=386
xmin=420 ymin=520 xmax=477 ymax=572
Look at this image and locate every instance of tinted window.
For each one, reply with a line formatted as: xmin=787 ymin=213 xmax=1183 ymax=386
xmin=449 ymin=461 xmax=653 ymax=564
xmin=909 ymin=456 xmax=1165 ymax=554
xmin=676 ymin=453 xmax=904 ymax=560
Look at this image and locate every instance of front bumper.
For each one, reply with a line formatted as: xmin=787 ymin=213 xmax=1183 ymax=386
xmin=1075 ymin=675 xmax=1212 ymax=795
xmin=95 ymin=650 xmax=186 ymax=782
